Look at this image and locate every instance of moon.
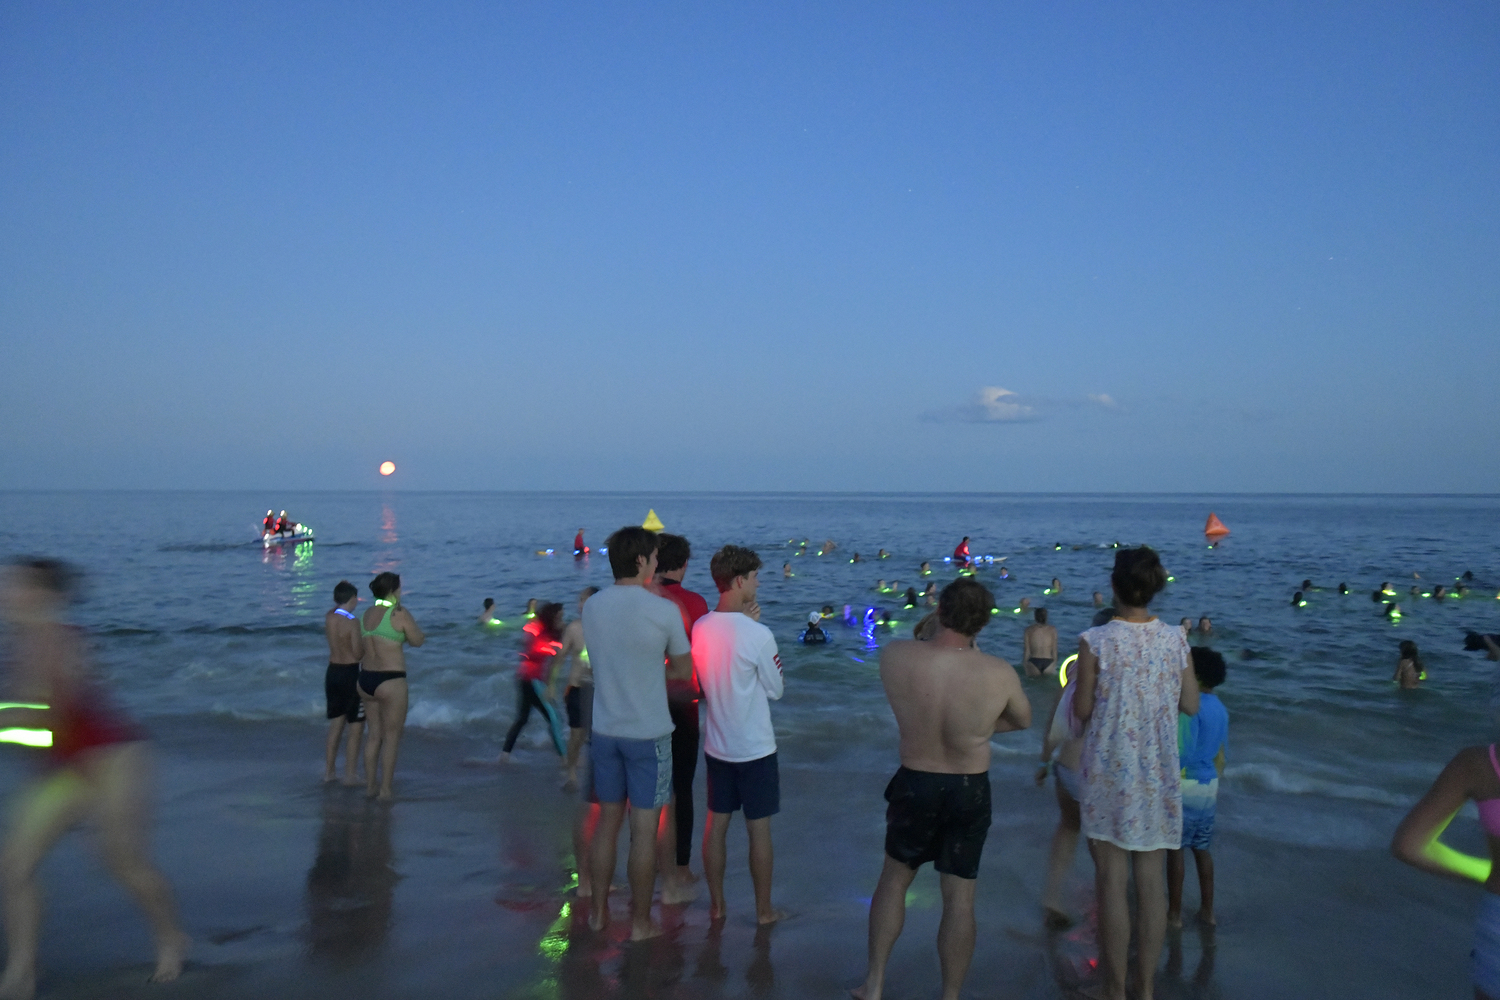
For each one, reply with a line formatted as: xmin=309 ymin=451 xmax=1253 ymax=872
xmin=379 ymin=461 xmax=396 ymax=476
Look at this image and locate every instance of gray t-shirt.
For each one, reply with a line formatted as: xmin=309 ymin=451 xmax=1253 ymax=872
xmin=582 ymin=584 xmax=691 ymax=740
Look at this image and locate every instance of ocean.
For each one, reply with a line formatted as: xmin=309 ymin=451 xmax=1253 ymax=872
xmin=4 ymin=489 xmax=1497 ymax=857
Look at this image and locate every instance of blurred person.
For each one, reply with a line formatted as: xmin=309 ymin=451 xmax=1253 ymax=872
xmin=358 ymin=572 xmax=425 ymax=800
xmin=582 ymin=527 xmax=692 ymax=940
xmin=1093 ymin=591 xmax=1105 ymax=608
xmin=0 ymin=559 xmax=190 ymax=997
xmin=854 ymin=578 xmax=1031 ymax=1000
xmin=694 ymin=545 xmax=786 ymax=923
xmin=1072 ymin=546 xmax=1200 ymax=1000
xmin=478 ymin=598 xmax=497 ymax=625
xmin=1198 ymin=616 xmax=1213 ymax=636
xmin=1394 ymin=639 xmax=1425 ymax=690
xmin=952 ymin=536 xmax=971 ymax=566
xmin=1036 ymin=661 xmax=1085 ymax=929
xmin=323 ymin=580 xmax=366 ymax=784
xmin=801 ymin=612 xmax=828 ymax=644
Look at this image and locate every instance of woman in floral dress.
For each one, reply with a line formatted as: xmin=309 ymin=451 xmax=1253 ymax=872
xmin=1072 ymin=546 xmax=1200 ymax=1000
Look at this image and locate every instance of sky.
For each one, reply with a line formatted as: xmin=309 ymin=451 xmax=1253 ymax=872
xmin=3 ymin=2 xmax=1498 ymax=493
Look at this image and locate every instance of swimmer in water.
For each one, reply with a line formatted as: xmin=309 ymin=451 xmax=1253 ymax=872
xmin=525 ymin=598 xmax=538 ymax=618
xmin=851 ymin=552 xmax=864 ymax=564
xmin=879 ymin=549 xmax=890 ymax=559
xmin=1093 ymin=591 xmax=1105 ymax=607
xmin=1410 ymin=585 xmax=1421 ymax=597
xmin=919 ymin=561 xmax=931 ymax=576
xmin=1381 ymin=581 xmax=1396 ymax=596
xmin=1198 ymin=617 xmax=1212 ymax=636
xmin=801 ymin=612 xmax=828 ymax=644
xmin=902 ymin=587 xmax=919 ymax=609
xmin=889 ymin=580 xmax=901 ymax=596
xmin=1018 ymin=596 xmax=1031 ymax=614
xmin=1023 ymin=608 xmax=1057 ymax=678
xmin=821 ymin=605 xmax=835 ymax=620
xmin=820 ymin=539 xmax=837 ymax=555
xmin=783 ymin=563 xmax=792 ymax=579
xmin=1338 ymin=582 xmax=1349 ymax=595
xmin=1394 ymin=639 xmax=1424 ymax=689
xmin=998 ymin=566 xmax=1010 ymax=580
xmin=574 ymin=528 xmax=587 ymax=556
xmin=923 ymin=582 xmax=937 ymax=606
xmin=1434 ymin=584 xmax=1448 ymax=600
xmin=1301 ymin=579 xmax=1315 ymax=592
xmin=875 ymin=579 xmax=887 ymax=593
xmin=1050 ymin=577 xmax=1063 ymax=594
xmin=479 ymin=598 xmax=497 ymax=625
xmin=1386 ymin=603 xmax=1403 ymax=621
xmin=1291 ymin=591 xmax=1305 ymax=607
xmin=1180 ymin=618 xmax=1193 ymax=634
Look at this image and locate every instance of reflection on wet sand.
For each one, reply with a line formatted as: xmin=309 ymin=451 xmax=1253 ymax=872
xmin=305 ymin=792 xmax=398 ymax=961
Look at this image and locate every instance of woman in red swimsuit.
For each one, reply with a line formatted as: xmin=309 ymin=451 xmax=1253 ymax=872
xmin=0 ymin=559 xmax=189 ymax=998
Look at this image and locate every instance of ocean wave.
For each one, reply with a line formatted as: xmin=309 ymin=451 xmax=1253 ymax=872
xmin=1227 ymin=763 xmax=1412 ymax=808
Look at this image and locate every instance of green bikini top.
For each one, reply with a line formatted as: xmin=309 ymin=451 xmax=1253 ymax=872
xmin=362 ymin=600 xmax=406 ymax=643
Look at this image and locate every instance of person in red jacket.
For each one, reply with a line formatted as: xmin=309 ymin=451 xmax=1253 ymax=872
xmin=953 ymin=536 xmax=972 ymax=566
xmin=650 ymin=533 xmax=710 ymax=903
xmin=499 ymin=604 xmax=567 ymax=761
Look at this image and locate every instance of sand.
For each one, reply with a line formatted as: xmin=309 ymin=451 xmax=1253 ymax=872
xmin=0 ymin=717 xmax=1472 ymax=999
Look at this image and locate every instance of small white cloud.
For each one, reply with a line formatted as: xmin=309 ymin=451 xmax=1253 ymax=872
xmin=1088 ymin=393 xmax=1119 ymax=409
xmin=922 ymin=386 xmax=1040 ymax=424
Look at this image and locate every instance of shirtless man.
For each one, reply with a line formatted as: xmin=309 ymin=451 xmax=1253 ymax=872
xmin=1023 ymin=607 xmax=1058 ymax=678
xmin=324 ymin=580 xmax=365 ymax=783
xmin=854 ymin=577 xmax=1031 ymax=1000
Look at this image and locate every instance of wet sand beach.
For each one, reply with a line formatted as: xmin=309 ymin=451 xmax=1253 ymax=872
xmin=0 ymin=715 xmax=1472 ymax=999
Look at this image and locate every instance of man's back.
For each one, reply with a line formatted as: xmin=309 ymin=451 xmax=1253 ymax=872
xmin=325 ymin=608 xmax=361 ymax=663
xmin=880 ymin=636 xmax=1027 ymax=774
xmin=582 ymin=585 xmax=690 ymax=740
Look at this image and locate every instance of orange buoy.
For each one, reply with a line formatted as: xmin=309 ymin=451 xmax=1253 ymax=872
xmin=1204 ymin=512 xmax=1230 ymax=538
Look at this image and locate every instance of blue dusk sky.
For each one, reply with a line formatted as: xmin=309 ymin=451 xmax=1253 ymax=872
xmin=2 ymin=2 xmax=1497 ymax=493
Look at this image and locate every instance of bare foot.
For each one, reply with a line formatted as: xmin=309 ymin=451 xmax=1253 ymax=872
xmin=756 ymin=908 xmax=788 ymax=925
xmin=1166 ymin=911 xmax=1183 ymax=929
xmin=341 ymin=775 xmax=362 ymax=787
xmin=322 ymin=772 xmax=337 ymax=783
xmin=497 ymin=753 xmax=513 ymax=765
xmin=1197 ymin=909 xmax=1216 ymax=927
xmin=1043 ymin=907 xmax=1074 ymax=930
xmin=676 ymin=866 xmax=700 ymax=883
xmin=150 ymin=931 xmax=191 ymax=983
xmin=0 ymin=966 xmax=36 ymax=1000
xmin=708 ymin=902 xmax=726 ymax=921
xmin=587 ymin=906 xmax=609 ymax=932
xmin=850 ymin=983 xmax=875 ymax=1000
xmin=576 ymin=882 xmax=592 ymax=899
xmin=629 ymin=920 xmax=664 ymax=942
xmin=660 ymin=880 xmax=699 ymax=905
xmin=376 ymin=788 xmax=394 ymax=802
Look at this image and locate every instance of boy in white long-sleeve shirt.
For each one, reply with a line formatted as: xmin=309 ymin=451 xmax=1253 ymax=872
xmin=692 ymin=544 xmax=786 ymax=924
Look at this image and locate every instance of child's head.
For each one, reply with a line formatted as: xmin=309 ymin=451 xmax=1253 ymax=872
xmin=333 ymin=580 xmax=357 ymax=606
xmin=1190 ymin=646 xmax=1227 ymax=691
xmin=1399 ymin=639 xmax=1420 ymax=660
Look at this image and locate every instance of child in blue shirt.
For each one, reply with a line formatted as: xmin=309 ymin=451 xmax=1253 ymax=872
xmin=1168 ymin=646 xmax=1228 ymax=927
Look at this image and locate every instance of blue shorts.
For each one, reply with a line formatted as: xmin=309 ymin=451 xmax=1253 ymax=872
xmin=705 ymin=752 xmax=780 ymax=821
xmin=1180 ymin=777 xmax=1218 ymax=850
xmin=1474 ymin=893 xmax=1500 ymax=999
xmin=590 ymin=732 xmax=672 ymax=808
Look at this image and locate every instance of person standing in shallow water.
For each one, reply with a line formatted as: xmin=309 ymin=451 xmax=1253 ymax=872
xmin=323 ymin=580 xmax=365 ymax=784
xmin=0 ymin=559 xmax=190 ymax=999
xmin=358 ymin=572 xmax=424 ymax=801
xmin=1072 ymin=545 xmax=1199 ymax=1000
xmin=499 ymin=603 xmax=567 ymax=763
xmin=854 ymin=577 xmax=1031 ymax=1000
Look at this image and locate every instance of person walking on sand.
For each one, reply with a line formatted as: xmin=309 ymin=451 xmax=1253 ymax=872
xmin=1024 ymin=607 xmax=1058 ymax=677
xmin=0 ymin=559 xmax=190 ymax=1000
xmin=558 ymin=587 xmax=598 ymax=791
xmin=582 ymin=527 xmax=693 ymax=941
xmin=358 ymin=573 xmax=425 ymax=801
xmin=323 ymin=580 xmax=365 ymax=784
xmin=854 ymin=578 xmax=1031 ymax=1000
xmin=693 ymin=545 xmax=786 ymax=924
xmin=649 ymin=534 xmax=710 ymax=905
xmin=1071 ymin=546 xmax=1200 ymax=1000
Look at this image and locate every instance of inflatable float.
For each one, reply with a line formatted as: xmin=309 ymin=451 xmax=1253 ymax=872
xmin=1204 ymin=513 xmax=1230 ymax=538
xmin=642 ymin=509 xmax=665 ymax=532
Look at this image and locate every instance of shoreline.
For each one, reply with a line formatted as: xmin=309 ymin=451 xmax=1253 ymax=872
xmin=0 ymin=715 xmax=1473 ymax=998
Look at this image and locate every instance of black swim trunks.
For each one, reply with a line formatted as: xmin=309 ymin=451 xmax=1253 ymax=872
xmin=324 ymin=663 xmax=365 ymax=723
xmin=883 ymin=766 xmax=992 ymax=880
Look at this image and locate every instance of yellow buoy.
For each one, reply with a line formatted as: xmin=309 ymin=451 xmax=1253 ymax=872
xmin=642 ymin=509 xmax=665 ymax=532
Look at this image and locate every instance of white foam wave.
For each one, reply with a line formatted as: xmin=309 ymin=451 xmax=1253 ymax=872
xmin=1227 ymin=763 xmax=1412 ymax=808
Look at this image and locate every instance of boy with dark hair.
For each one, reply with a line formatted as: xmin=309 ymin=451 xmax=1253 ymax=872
xmin=324 ymin=580 xmax=365 ymax=784
xmin=582 ymin=526 xmax=694 ymax=940
xmin=1168 ymin=646 xmax=1229 ymax=928
xmin=651 ymin=534 xmax=710 ymax=902
xmin=693 ymin=544 xmax=786 ymax=923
